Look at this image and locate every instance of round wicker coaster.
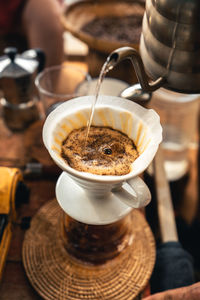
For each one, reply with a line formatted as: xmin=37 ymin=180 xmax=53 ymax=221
xmin=22 ymin=199 xmax=155 ymax=300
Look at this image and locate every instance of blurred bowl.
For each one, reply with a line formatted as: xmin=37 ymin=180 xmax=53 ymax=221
xmin=61 ymin=0 xmax=145 ymax=54
xmin=77 ymin=77 xmax=129 ymax=97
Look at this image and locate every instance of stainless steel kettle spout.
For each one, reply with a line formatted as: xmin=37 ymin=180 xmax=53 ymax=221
xmin=107 ymin=47 xmax=165 ymax=92
xmin=106 ymin=46 xmax=165 ymax=102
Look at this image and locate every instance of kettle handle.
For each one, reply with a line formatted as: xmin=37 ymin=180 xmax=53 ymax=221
xmin=34 ymin=48 xmax=46 ymax=72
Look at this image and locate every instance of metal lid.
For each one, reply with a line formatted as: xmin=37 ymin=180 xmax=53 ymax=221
xmin=0 ymin=47 xmax=39 ymax=78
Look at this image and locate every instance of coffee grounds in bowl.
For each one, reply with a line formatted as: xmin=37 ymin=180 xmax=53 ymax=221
xmin=81 ymin=15 xmax=143 ymax=44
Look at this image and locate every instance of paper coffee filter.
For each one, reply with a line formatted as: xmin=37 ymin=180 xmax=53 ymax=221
xmin=43 ymin=95 xmax=162 ymax=181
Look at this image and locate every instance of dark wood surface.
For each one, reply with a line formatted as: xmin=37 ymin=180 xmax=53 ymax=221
xmin=0 ymin=180 xmax=58 ymax=300
xmin=0 ymin=105 xmax=60 ymax=299
xmin=0 ymin=65 xmax=199 ymax=299
xmin=0 ymin=119 xmax=199 ymax=300
xmin=1 ymin=182 xmax=58 ymax=300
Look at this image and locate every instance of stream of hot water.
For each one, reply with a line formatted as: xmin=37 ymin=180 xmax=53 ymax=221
xmin=84 ymin=57 xmax=116 ymax=150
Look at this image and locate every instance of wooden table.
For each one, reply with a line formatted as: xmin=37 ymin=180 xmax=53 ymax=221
xmin=0 ymin=180 xmax=56 ymax=300
xmin=0 ymin=107 xmax=59 ymax=299
xmin=0 ymin=61 xmax=199 ymax=299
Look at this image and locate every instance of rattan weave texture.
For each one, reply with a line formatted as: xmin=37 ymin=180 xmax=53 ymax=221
xmin=22 ymin=199 xmax=155 ymax=300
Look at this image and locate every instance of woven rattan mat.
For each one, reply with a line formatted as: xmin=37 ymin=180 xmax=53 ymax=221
xmin=22 ymin=199 xmax=155 ymax=300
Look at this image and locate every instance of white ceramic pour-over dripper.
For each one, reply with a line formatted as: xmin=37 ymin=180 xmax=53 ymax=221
xmin=43 ymin=95 xmax=162 ymax=225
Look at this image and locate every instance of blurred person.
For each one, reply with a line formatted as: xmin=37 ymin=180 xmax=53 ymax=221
xmin=0 ymin=0 xmax=64 ymax=66
xmin=144 ymin=282 xmax=200 ymax=300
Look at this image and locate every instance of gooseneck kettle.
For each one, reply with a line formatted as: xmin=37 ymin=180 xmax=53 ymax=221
xmin=105 ymin=0 xmax=200 ymax=101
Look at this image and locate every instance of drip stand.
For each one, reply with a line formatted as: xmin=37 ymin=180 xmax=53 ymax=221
xmin=23 ymin=199 xmax=155 ymax=300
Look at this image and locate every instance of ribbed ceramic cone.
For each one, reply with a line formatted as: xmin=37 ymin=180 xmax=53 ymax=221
xmin=22 ymin=199 xmax=155 ymax=300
